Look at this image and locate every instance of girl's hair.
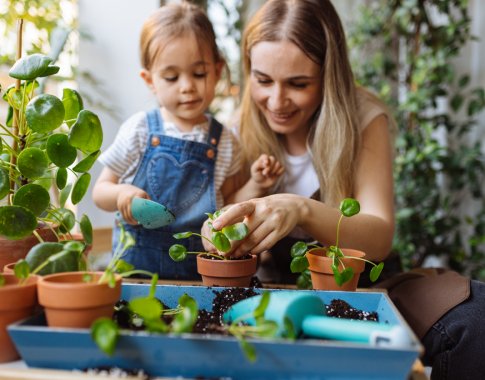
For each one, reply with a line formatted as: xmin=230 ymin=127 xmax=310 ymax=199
xmin=240 ymin=0 xmax=364 ymax=206
xmin=140 ymin=2 xmax=223 ymax=70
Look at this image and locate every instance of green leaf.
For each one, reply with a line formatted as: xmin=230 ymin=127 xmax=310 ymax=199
xmin=56 ymin=167 xmax=68 ymax=190
xmin=12 ymin=183 xmax=50 ymax=216
xmin=173 ymin=231 xmax=193 ymax=239
xmin=71 ymin=173 xmax=91 ymax=204
xmin=370 ymin=262 xmax=384 ymax=282
xmin=0 ymin=205 xmax=37 ymax=240
xmin=0 ymin=167 xmax=10 ymax=200
xmin=46 ymin=134 xmax=77 ymax=168
xmin=129 ymin=297 xmax=163 ymax=321
xmin=68 ymin=110 xmax=103 ymax=154
xmin=9 ymin=54 xmax=52 ymax=80
xmin=62 ymin=88 xmax=83 ymax=127
xmin=239 ymin=339 xmax=256 ymax=363
xmin=283 ymin=316 xmax=296 ymax=339
xmin=114 ymin=259 xmax=134 ymax=274
xmin=290 ymin=256 xmax=309 ymax=273
xmin=0 ymin=274 xmax=5 ymax=286
xmin=25 ymin=94 xmax=65 ymax=133
xmin=59 ymin=184 xmax=72 ymax=208
xmin=296 ymin=270 xmax=312 ymax=289
xmin=290 ymin=241 xmax=308 ymax=257
xmin=212 ymin=231 xmax=231 ymax=252
xmin=72 ymin=150 xmax=100 ymax=173
xmin=253 ymin=292 xmax=270 ymax=319
xmin=39 ymin=65 xmax=60 ymax=77
xmin=14 ymin=259 xmax=31 ymax=279
xmin=80 ymin=214 xmax=93 ymax=245
xmin=171 ymin=294 xmax=198 ymax=334
xmin=91 ymin=318 xmax=119 ymax=356
xmin=56 ymin=208 xmax=76 ymax=233
xmin=222 ymin=222 xmax=248 ymax=241
xmin=169 ymin=244 xmax=187 ymax=261
xmin=17 ymin=147 xmax=48 ymax=179
xmin=339 ymin=198 xmax=360 ymax=217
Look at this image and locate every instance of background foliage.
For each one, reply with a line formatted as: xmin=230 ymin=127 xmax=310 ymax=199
xmin=348 ymin=0 xmax=485 ymax=279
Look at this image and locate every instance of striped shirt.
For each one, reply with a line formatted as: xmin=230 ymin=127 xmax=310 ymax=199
xmin=99 ymin=111 xmax=241 ymax=209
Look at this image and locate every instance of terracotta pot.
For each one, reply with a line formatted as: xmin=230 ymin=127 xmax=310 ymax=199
xmin=197 ymin=254 xmax=258 ymax=287
xmin=0 ymin=226 xmax=57 ymax=272
xmin=0 ymin=274 xmax=39 ymax=363
xmin=37 ymin=271 xmax=121 ymax=328
xmin=307 ymin=248 xmax=366 ymax=291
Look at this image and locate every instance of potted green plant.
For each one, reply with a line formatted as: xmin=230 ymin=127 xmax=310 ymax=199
xmin=290 ymin=198 xmax=384 ymax=291
xmin=169 ymin=210 xmax=257 ymax=287
xmin=0 ymin=50 xmax=102 ymax=269
xmin=36 ymin=225 xmax=156 ymax=329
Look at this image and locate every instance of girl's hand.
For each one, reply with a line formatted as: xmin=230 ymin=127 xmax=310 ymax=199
xmin=211 ymin=194 xmax=306 ymax=258
xmin=250 ymin=154 xmax=284 ymax=190
xmin=117 ymin=185 xmax=150 ymax=225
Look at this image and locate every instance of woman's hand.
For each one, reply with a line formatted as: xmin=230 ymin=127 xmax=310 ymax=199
xmin=116 ymin=185 xmax=150 ymax=225
xmin=212 ymin=194 xmax=307 ymax=258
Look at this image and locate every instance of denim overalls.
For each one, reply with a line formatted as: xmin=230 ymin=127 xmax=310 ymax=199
xmin=112 ymin=108 xmax=222 ymax=280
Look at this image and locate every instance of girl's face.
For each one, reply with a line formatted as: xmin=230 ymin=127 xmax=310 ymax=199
xmin=249 ymin=41 xmax=323 ymax=147
xmin=141 ymin=33 xmax=222 ymax=129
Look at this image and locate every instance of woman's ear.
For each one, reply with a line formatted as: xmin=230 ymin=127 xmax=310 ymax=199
xmin=140 ymin=69 xmax=154 ymax=91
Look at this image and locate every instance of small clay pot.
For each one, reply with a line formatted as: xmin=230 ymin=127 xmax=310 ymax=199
xmin=37 ymin=271 xmax=121 ymax=328
xmin=0 ymin=274 xmax=39 ymax=363
xmin=197 ymin=254 xmax=258 ymax=287
xmin=307 ymin=248 xmax=366 ymax=291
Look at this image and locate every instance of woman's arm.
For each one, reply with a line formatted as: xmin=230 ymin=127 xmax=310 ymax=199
xmin=212 ymin=115 xmax=394 ymax=262
xmin=92 ymin=167 xmax=149 ymax=224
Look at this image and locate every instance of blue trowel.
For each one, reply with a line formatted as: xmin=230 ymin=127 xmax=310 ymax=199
xmin=117 ymin=198 xmax=175 ymax=229
xmin=223 ymin=291 xmax=412 ymax=348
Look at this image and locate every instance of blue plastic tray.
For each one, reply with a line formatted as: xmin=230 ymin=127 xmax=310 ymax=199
xmin=8 ymin=284 xmax=422 ymax=380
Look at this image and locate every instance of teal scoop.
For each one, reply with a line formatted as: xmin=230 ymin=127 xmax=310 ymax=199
xmin=129 ymin=198 xmax=175 ymax=229
xmin=223 ymin=291 xmax=412 ymax=348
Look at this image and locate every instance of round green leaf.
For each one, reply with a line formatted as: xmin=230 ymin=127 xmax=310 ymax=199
xmin=290 ymin=241 xmax=308 ymax=258
xmin=290 ymin=256 xmax=309 ymax=273
xmin=17 ymin=147 xmax=48 ymax=179
xmin=62 ymin=88 xmax=83 ymax=127
xmin=39 ymin=65 xmax=60 ymax=77
xmin=25 ymin=94 xmax=65 ymax=133
xmin=171 ymin=294 xmax=198 ymax=334
xmin=13 ymin=183 xmax=50 ymax=216
xmin=0 ymin=167 xmax=10 ymax=200
xmin=14 ymin=259 xmax=31 ymax=279
xmin=0 ymin=205 xmax=37 ymax=240
xmin=46 ymin=133 xmax=77 ymax=168
xmin=212 ymin=231 xmax=231 ymax=252
xmin=169 ymin=244 xmax=187 ymax=261
xmin=339 ymin=198 xmax=360 ymax=218
xmin=71 ymin=173 xmax=91 ymax=204
xmin=91 ymin=318 xmax=119 ymax=356
xmin=9 ymin=54 xmax=52 ymax=80
xmin=56 ymin=207 xmax=76 ymax=233
xmin=80 ymin=213 xmax=93 ymax=245
xmin=173 ymin=231 xmax=193 ymax=239
xmin=370 ymin=262 xmax=385 ymax=282
xmin=25 ymin=242 xmax=81 ymax=275
xmin=68 ymin=110 xmax=103 ymax=154
xmin=222 ymin=222 xmax=248 ymax=241
xmin=56 ymin=167 xmax=68 ymax=190
xmin=72 ymin=150 xmax=100 ymax=173
xmin=59 ymin=183 xmax=72 ymax=208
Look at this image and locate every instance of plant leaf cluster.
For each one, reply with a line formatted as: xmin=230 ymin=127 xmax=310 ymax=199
xmin=290 ymin=198 xmax=384 ymax=288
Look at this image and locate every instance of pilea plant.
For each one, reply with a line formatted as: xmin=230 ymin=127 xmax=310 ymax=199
xmin=290 ymin=198 xmax=384 ymax=288
xmin=0 ymin=51 xmax=102 ymax=243
xmin=169 ymin=210 xmax=249 ymax=262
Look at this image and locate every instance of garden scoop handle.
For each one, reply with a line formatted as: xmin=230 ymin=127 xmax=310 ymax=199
xmin=302 ymin=315 xmax=412 ymax=348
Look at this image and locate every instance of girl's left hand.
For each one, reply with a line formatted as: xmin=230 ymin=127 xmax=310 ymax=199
xmin=211 ymin=194 xmax=306 ymax=258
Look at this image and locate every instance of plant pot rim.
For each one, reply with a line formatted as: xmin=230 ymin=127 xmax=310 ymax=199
xmin=196 ymin=254 xmax=258 ymax=278
xmin=38 ymin=271 xmax=121 ymax=288
xmin=306 ymin=248 xmax=366 ymax=275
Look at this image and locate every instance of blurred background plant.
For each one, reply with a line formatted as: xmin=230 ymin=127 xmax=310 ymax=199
xmin=348 ymin=0 xmax=485 ymax=280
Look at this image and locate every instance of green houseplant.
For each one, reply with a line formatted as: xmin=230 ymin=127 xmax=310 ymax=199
xmin=169 ymin=210 xmax=257 ymax=286
xmin=0 ymin=51 xmax=102 ymax=268
xmin=290 ymin=198 xmax=384 ymax=291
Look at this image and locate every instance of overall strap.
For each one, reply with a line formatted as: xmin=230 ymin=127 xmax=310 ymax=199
xmin=146 ymin=108 xmax=165 ymax=134
xmin=206 ymin=117 xmax=223 ymax=148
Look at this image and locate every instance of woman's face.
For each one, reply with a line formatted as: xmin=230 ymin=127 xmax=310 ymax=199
xmin=249 ymin=40 xmax=323 ymax=143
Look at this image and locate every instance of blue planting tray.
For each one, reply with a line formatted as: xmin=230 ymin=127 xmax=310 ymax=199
xmin=8 ymin=284 xmax=422 ymax=380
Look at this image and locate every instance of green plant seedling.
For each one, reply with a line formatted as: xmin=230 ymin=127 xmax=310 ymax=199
xmin=168 ymin=209 xmax=249 ymax=262
xmin=290 ymin=198 xmax=384 ymax=288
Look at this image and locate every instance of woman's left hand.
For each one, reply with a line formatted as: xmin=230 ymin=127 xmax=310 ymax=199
xmin=212 ymin=194 xmax=306 ymax=258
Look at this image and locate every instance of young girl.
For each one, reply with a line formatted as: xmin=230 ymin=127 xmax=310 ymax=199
xmin=92 ymin=2 xmax=282 ymax=280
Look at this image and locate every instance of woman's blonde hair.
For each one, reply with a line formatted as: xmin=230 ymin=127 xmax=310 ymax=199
xmin=240 ymin=0 xmax=363 ymax=206
xmin=140 ymin=2 xmax=223 ymax=71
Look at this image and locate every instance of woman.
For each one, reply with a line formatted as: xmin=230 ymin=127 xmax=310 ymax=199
xmin=209 ymin=1 xmax=485 ymax=378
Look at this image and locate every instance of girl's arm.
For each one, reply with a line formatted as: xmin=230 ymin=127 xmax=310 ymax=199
xmin=212 ymin=115 xmax=394 ymax=262
xmin=92 ymin=167 xmax=149 ymax=225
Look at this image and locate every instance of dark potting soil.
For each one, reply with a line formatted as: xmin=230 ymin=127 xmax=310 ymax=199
xmin=325 ymin=299 xmax=379 ymax=322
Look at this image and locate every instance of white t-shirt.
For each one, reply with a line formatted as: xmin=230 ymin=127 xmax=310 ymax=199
xmin=99 ymin=111 xmax=241 ymax=209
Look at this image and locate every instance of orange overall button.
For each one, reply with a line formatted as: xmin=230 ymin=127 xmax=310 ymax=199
xmin=206 ymin=149 xmax=215 ymax=159
xmin=151 ymin=136 xmax=160 ymax=146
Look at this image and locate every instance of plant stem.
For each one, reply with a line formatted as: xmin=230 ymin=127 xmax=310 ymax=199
xmin=335 ymin=214 xmax=344 ymax=247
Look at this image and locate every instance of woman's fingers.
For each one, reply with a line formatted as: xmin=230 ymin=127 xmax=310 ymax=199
xmin=212 ymin=201 xmax=256 ymax=230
